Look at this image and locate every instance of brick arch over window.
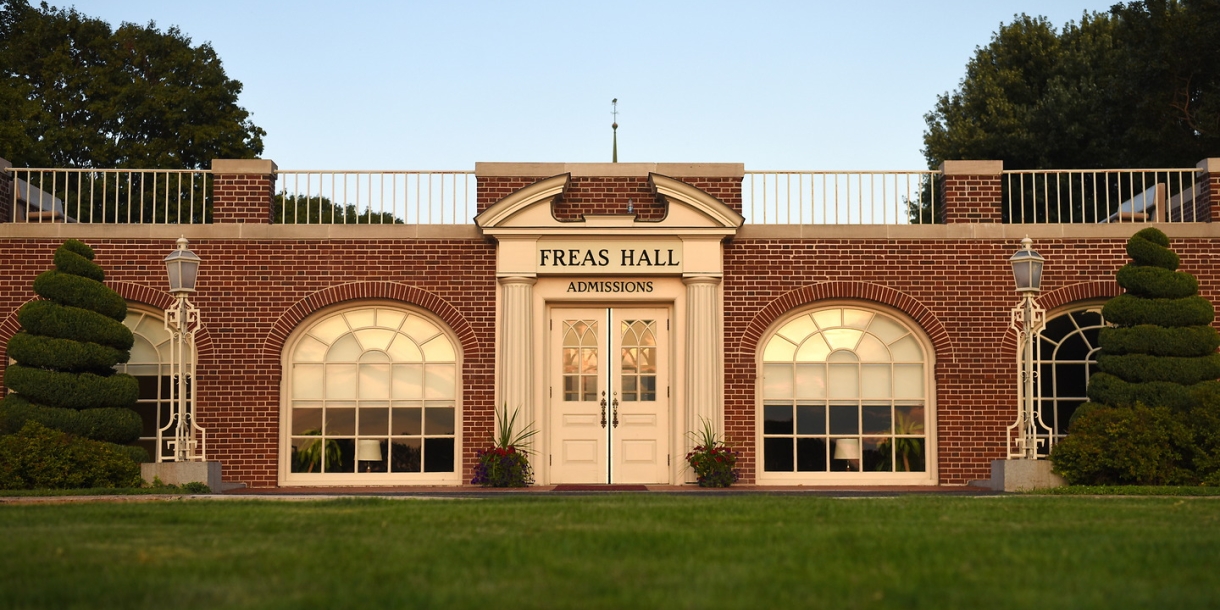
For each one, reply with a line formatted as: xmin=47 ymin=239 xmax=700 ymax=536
xmin=0 ymin=282 xmax=215 ymax=377
xmin=107 ymin=281 xmax=216 ymax=358
xmin=740 ymin=281 xmax=954 ymax=365
xmin=998 ymin=280 xmax=1121 ymax=360
xmin=261 ymin=281 xmax=478 ymax=362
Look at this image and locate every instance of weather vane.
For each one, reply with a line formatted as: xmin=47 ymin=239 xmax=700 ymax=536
xmin=611 ymin=98 xmax=619 ymax=163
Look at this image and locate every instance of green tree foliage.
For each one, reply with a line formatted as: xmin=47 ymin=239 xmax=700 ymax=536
xmin=273 ymin=194 xmax=404 ymax=225
xmin=0 ymin=0 xmax=264 ymax=169
xmin=0 ymin=240 xmax=143 ymax=452
xmin=1053 ymin=228 xmax=1220 ymax=484
xmin=924 ymin=1 xmax=1220 ymax=170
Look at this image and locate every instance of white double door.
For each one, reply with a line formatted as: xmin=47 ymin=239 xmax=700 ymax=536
xmin=549 ymin=307 xmax=670 ymax=484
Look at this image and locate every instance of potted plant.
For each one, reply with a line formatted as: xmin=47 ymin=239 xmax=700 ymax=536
xmin=471 ymin=404 xmax=538 ymax=487
xmin=684 ymin=417 xmax=739 ymax=487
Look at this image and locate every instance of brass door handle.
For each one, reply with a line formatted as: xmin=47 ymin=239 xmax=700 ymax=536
xmin=599 ymin=391 xmax=607 ymax=428
xmin=612 ymin=392 xmax=619 ymax=428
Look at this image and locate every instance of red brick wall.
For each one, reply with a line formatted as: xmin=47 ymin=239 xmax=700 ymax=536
xmin=0 ymin=237 xmax=496 ymax=488
xmin=477 ymin=175 xmax=743 ymax=219
xmin=939 ymin=174 xmax=1004 ymax=223
xmin=4 ymin=165 xmax=1219 ymax=490
xmin=213 ymin=173 xmax=274 ymax=224
xmin=722 ymin=237 xmax=1220 ymax=485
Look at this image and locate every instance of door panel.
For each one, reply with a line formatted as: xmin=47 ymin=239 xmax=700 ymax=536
xmin=551 ymin=311 xmax=606 ymax=484
xmin=549 ymin=307 xmax=669 ymax=484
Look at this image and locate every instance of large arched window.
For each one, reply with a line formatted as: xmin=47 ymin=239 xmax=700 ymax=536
xmin=117 ymin=307 xmax=187 ymax=462
xmin=760 ymin=306 xmax=934 ymax=482
xmin=1034 ymin=305 xmax=1106 ymax=453
xmin=282 ymin=304 xmax=459 ymax=484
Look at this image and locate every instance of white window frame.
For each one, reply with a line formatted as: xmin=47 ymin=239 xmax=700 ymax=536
xmin=279 ymin=301 xmax=463 ymax=486
xmin=118 ymin=305 xmax=188 ymax=462
xmin=1032 ymin=303 xmax=1107 ymax=455
xmin=755 ymin=302 xmax=938 ymax=485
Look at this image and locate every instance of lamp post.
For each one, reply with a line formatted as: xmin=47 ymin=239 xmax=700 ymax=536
xmin=163 ymin=236 xmax=205 ymax=462
xmin=1007 ymin=236 xmax=1048 ymax=460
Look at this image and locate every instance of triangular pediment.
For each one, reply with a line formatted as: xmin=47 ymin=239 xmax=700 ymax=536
xmin=475 ymin=172 xmax=743 ymax=236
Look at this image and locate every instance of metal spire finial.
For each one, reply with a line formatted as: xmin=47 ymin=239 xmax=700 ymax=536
xmin=611 ymin=98 xmax=619 ymax=163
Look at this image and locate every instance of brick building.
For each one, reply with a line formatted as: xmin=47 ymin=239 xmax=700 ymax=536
xmin=2 ymin=158 xmax=1218 ymax=488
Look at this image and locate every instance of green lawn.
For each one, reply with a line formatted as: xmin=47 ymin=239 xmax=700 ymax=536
xmin=1 ymin=495 xmax=1217 ymax=609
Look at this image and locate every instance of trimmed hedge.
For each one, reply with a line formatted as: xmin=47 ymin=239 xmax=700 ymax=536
xmin=1096 ymin=353 xmax=1220 ymax=385
xmin=0 ymin=421 xmax=142 ymax=490
xmin=0 ymin=395 xmax=142 ymax=444
xmin=1102 ymin=294 xmax=1215 ymax=327
xmin=1126 ymin=227 xmax=1179 ymax=270
xmin=1099 ymin=325 xmax=1220 ymax=357
xmin=61 ymin=238 xmax=96 ymax=260
xmin=1052 ymin=403 xmax=1194 ymax=485
xmin=6 ymin=332 xmax=129 ymax=373
xmin=1115 ymin=265 xmax=1198 ymax=298
xmin=17 ymin=300 xmax=134 ymax=351
xmin=53 ymin=240 xmax=105 ymax=283
xmin=1086 ymin=372 xmax=1204 ymax=411
xmin=32 ymin=270 xmax=127 ymax=321
xmin=4 ymin=365 xmax=139 ymax=411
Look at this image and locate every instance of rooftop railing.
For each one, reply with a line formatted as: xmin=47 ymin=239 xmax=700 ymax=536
xmin=4 ymin=164 xmax=1214 ymax=226
xmin=7 ymin=168 xmax=212 ymax=223
xmin=1003 ymin=168 xmax=1206 ymax=224
xmin=274 ymin=170 xmax=476 ymax=225
xmin=742 ymin=171 xmax=939 ymax=225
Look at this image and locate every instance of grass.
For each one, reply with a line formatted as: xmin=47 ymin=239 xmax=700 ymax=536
xmin=1 ymin=495 xmax=1218 ymax=609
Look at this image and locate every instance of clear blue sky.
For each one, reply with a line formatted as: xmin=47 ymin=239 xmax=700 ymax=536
xmin=65 ymin=0 xmax=1118 ymax=171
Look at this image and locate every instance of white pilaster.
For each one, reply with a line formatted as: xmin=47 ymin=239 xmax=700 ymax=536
xmin=683 ymin=275 xmax=722 ymax=441
xmin=499 ymin=276 xmax=537 ymax=430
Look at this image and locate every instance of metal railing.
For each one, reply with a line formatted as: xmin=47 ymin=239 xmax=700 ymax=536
xmin=273 ymin=171 xmax=476 ymax=225
xmin=1003 ymin=169 xmax=1206 ymax=224
xmin=6 ymin=166 xmax=1212 ymax=226
xmin=743 ymin=171 xmax=940 ymax=225
xmin=7 ymin=168 xmax=212 ymax=223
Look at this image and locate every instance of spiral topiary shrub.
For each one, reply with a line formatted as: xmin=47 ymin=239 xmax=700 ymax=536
xmin=0 ymin=240 xmax=146 ymax=482
xmin=1053 ymin=228 xmax=1220 ymax=485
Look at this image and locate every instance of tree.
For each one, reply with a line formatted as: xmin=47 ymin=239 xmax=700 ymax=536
xmin=0 ymin=240 xmax=144 ymax=465
xmin=923 ymin=1 xmax=1220 ymax=170
xmin=0 ymin=0 xmax=264 ymax=169
xmin=1052 ymin=228 xmax=1220 ymax=484
xmin=273 ymin=194 xmax=404 ymax=225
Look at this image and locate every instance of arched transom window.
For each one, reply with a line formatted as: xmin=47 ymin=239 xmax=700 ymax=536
xmin=761 ymin=306 xmax=931 ymax=479
xmin=284 ymin=305 xmax=458 ymax=483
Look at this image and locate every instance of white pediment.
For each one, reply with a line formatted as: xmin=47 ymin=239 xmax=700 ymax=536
xmin=475 ymin=172 xmax=743 ymax=236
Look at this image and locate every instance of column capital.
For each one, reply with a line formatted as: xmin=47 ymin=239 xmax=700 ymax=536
xmin=497 ymin=275 xmax=537 ymax=286
xmin=682 ymin=274 xmax=721 ymax=286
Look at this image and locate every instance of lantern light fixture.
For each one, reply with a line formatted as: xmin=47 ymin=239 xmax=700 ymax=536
xmin=1009 ymin=236 xmax=1045 ymax=293
xmin=164 ymin=236 xmax=201 ymax=295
